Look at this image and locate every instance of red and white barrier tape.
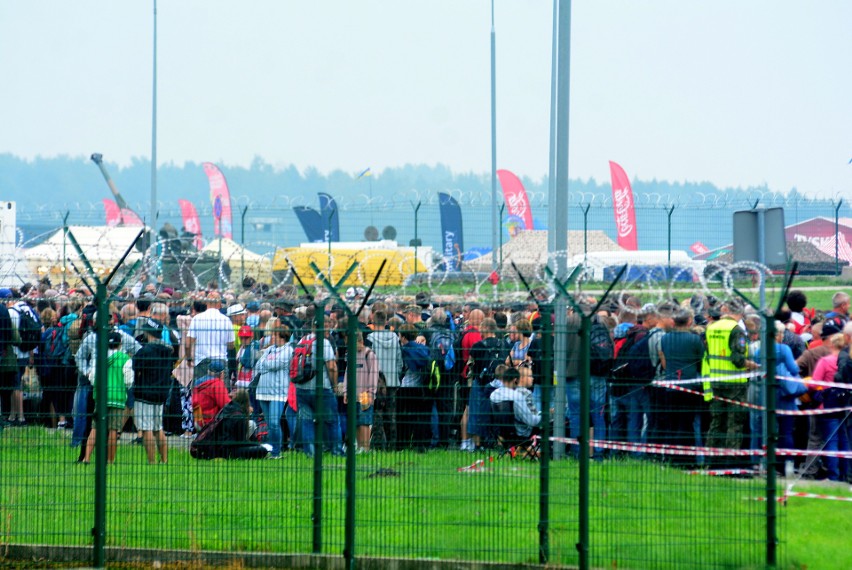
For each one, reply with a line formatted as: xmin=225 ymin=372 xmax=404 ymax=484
xmin=783 ymin=491 xmax=852 ymax=503
xmin=655 ymin=382 xmax=852 ymax=416
xmin=752 ymin=492 xmax=852 ymax=503
xmin=687 ymin=469 xmax=757 ymax=477
xmin=550 ymin=437 xmax=852 ymax=459
xmin=778 ymin=375 xmax=852 ymax=391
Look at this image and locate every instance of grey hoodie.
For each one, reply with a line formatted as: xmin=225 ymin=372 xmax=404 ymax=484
xmin=367 ymin=329 xmax=403 ymax=388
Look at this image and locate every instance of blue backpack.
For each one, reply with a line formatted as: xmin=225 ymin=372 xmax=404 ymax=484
xmin=427 ymin=329 xmax=456 ymax=391
xmin=38 ymin=325 xmax=71 ymax=377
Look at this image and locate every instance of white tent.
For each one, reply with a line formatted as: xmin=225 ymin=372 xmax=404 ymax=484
xmin=566 ymin=250 xmax=703 ymax=281
xmin=25 ymin=225 xmax=145 ymax=281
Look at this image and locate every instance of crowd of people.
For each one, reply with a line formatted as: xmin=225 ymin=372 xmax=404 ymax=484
xmin=0 ymin=276 xmax=850 ymax=480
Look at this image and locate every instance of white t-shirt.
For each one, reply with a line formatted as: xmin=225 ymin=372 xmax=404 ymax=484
xmin=188 ymin=308 xmax=233 ymax=362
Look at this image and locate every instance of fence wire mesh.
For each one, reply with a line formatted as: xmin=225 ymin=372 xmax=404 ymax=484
xmin=1 ymin=216 xmax=851 ymax=569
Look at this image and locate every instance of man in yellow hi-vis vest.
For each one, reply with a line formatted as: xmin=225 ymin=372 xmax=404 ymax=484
xmin=702 ymin=299 xmax=759 ymax=452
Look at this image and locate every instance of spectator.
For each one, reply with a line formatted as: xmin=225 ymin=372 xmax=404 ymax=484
xmin=132 ymin=319 xmax=176 ymax=464
xmin=367 ymin=310 xmax=402 ymax=450
xmin=810 ymin=333 xmax=850 ymax=481
xmin=341 ymin=331 xmax=379 ymax=452
xmin=254 ymin=323 xmax=293 ymax=459
xmin=659 ymin=308 xmax=706 ymax=463
xmin=398 ymin=323 xmax=430 ymax=450
xmin=489 ymin=367 xmax=541 ymax=439
xmin=5 ymin=288 xmax=42 ymax=427
xmin=190 ymin=389 xmax=268 ymax=460
xmin=295 ymin=307 xmax=344 ymax=458
xmin=82 ymin=332 xmax=134 ymax=465
xmin=703 ymin=300 xmax=759 ymax=459
xmin=186 ymin=294 xmax=235 ymax=384
xmin=192 ymin=359 xmax=231 ymax=429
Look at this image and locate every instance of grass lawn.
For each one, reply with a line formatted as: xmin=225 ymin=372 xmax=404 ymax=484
xmin=1 ymin=427 xmax=851 ymax=569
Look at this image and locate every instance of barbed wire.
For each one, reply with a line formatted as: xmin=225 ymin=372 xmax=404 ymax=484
xmin=14 ymin=189 xmax=849 ymax=220
xmin=0 ymin=220 xmax=794 ymax=314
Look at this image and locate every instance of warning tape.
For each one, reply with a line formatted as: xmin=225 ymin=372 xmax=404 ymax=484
xmin=457 ymin=457 xmax=497 ymax=472
xmin=550 ymin=437 xmax=852 ymax=459
xmin=783 ymin=492 xmax=852 ymax=503
xmin=778 ymin=375 xmax=852 ymax=391
xmin=687 ymin=469 xmax=757 ymax=477
xmin=654 ymin=382 xmax=852 ymax=416
xmin=752 ymin=492 xmax=852 ymax=504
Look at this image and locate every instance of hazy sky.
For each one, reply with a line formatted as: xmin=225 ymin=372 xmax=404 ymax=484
xmin=1 ymin=1 xmax=850 ymax=196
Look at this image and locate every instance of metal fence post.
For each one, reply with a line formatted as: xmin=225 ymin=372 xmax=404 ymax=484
xmin=764 ymin=315 xmax=778 ymax=567
xmin=577 ymin=314 xmax=590 ymax=570
xmin=345 ymin=315 xmax=358 ymax=570
xmin=538 ymin=303 xmax=553 ymax=564
xmin=312 ymin=305 xmax=325 ymax=553
xmin=92 ymin=282 xmax=110 ymax=568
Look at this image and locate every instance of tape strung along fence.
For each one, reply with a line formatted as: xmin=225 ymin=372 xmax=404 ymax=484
xmin=0 ymin=243 xmax=809 ymax=569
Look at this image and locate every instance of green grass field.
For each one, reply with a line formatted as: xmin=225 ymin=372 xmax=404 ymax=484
xmin=1 ymin=427 xmax=851 ymax=569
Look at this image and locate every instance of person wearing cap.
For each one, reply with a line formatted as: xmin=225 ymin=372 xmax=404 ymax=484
xmin=191 ymin=359 xmax=231 ymax=429
xmin=186 ymin=294 xmax=234 ymax=383
xmin=132 ymin=319 xmax=176 ymax=464
xmin=235 ymin=325 xmax=260 ymax=390
xmin=81 ymin=332 xmax=134 ymax=464
xmin=226 ymin=303 xmax=247 ymax=351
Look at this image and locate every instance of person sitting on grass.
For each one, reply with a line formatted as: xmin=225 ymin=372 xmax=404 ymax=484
xmin=81 ymin=331 xmax=133 ymax=465
xmin=190 ymin=389 xmax=268 ymax=460
xmin=489 ymin=366 xmax=541 ymax=439
xmin=192 ymin=358 xmax=231 ymax=430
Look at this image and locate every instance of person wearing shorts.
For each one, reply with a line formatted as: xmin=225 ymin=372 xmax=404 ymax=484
xmin=132 ymin=319 xmax=175 ymax=464
xmin=82 ymin=332 xmax=134 ymax=464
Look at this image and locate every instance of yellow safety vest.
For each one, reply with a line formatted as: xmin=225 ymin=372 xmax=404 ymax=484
xmin=702 ymin=318 xmax=748 ymax=400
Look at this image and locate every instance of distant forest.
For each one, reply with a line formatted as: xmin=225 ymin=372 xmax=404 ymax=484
xmin=0 ymin=153 xmax=836 ymax=254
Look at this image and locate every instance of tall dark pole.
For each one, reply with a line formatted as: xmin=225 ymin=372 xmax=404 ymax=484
xmin=835 ymin=199 xmax=843 ymax=276
xmin=150 ymin=0 xmax=158 ymax=235
xmin=240 ymin=205 xmax=248 ymax=287
xmin=581 ymin=203 xmax=590 ymax=263
xmin=548 ymin=0 xmax=571 ymax=459
xmin=666 ymin=205 xmax=676 ymax=277
xmin=490 ymin=0 xmax=498 ymax=278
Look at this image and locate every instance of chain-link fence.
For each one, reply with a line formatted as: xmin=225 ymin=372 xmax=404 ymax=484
xmin=0 ymin=217 xmax=849 ymax=569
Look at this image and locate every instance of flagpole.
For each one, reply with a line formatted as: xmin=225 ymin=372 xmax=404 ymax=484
xmin=150 ymin=0 xmax=158 ymax=236
xmin=490 ymin=0 xmax=498 ymax=276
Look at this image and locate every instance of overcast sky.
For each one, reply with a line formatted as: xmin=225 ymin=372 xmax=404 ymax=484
xmin=1 ymin=1 xmax=850 ymax=197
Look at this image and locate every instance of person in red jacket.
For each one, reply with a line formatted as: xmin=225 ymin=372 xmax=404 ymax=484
xmin=192 ymin=359 xmax=230 ymax=430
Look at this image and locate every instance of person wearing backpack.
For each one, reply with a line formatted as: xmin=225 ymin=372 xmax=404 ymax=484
xmin=36 ymin=307 xmax=71 ymax=429
xmin=132 ymin=319 xmax=176 ymax=464
xmin=467 ymin=318 xmax=505 ymax=450
xmin=425 ymin=308 xmax=457 ymax=449
xmin=398 ymin=323 xmax=431 ymax=450
xmin=457 ymin=308 xmax=483 ymax=451
xmin=294 ymin=306 xmax=344 ymax=458
xmin=609 ymin=310 xmax=661 ymax=456
xmin=2 ymin=288 xmax=42 ymax=427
